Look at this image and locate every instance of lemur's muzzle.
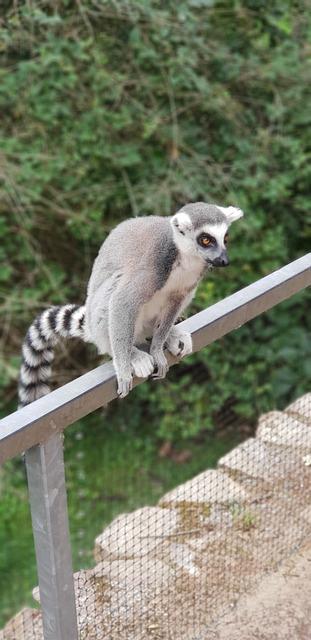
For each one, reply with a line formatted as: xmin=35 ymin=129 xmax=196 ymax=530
xmin=211 ymin=250 xmax=229 ymax=267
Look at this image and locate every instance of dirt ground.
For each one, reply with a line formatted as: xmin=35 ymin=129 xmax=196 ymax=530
xmin=204 ymin=538 xmax=311 ymax=640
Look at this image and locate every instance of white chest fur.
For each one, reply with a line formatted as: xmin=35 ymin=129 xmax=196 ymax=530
xmin=166 ymin=252 xmax=204 ymax=292
xmin=135 ymin=252 xmax=204 ymax=340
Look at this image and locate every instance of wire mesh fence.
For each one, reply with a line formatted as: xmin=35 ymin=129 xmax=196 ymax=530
xmin=1 ymin=392 xmax=310 ymax=640
xmin=70 ymin=394 xmax=311 ymax=640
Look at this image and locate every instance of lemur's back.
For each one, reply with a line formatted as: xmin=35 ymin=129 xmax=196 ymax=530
xmin=86 ymin=216 xmax=172 ymax=299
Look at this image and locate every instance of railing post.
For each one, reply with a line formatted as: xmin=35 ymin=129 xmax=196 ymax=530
xmin=25 ymin=433 xmax=78 ymax=640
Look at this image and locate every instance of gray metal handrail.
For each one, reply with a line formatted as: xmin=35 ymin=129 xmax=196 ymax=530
xmin=0 ymin=252 xmax=310 ymax=640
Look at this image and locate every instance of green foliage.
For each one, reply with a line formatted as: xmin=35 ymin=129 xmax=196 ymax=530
xmin=0 ymin=0 xmax=310 ymax=435
xmin=0 ymin=460 xmax=37 ymax=624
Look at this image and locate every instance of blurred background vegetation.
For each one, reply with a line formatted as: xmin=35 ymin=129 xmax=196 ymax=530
xmin=0 ymin=0 xmax=310 ymax=626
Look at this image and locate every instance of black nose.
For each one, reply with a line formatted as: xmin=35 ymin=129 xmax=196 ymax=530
xmin=212 ymin=254 xmax=230 ymax=267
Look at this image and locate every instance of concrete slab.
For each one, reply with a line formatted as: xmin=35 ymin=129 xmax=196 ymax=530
xmin=257 ymin=411 xmax=311 ymax=450
xmin=94 ymin=506 xmax=179 ymax=562
xmin=0 ymin=608 xmax=43 ymax=640
xmin=218 ymin=437 xmax=302 ymax=483
xmin=159 ymin=469 xmax=248 ymax=509
xmin=286 ymin=393 xmax=311 ymax=425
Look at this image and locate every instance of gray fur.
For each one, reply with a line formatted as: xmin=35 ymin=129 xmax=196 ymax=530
xmin=153 ymin=235 xmax=179 ymax=290
xmin=18 ymin=201 xmax=244 ymax=404
xmin=179 ymin=202 xmax=227 ymax=229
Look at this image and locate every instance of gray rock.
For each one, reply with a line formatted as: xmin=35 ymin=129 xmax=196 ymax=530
xmin=286 ymin=393 xmax=311 ymax=424
xmin=94 ymin=506 xmax=179 ymax=562
xmin=159 ymin=469 xmax=247 ymax=508
xmin=218 ymin=437 xmax=302 ymax=483
xmin=0 ymin=608 xmax=43 ymax=640
xmin=153 ymin=541 xmax=200 ymax=577
xmin=257 ymin=411 xmax=311 ymax=450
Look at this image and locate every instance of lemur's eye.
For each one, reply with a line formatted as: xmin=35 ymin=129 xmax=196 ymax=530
xmin=197 ymin=233 xmax=215 ymax=248
xmin=201 ymin=237 xmax=211 ymax=246
xmin=224 ymin=234 xmax=229 ymax=245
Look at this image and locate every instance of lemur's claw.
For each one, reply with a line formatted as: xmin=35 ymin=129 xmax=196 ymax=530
xmin=166 ymin=330 xmax=192 ymax=358
xmin=151 ymin=351 xmax=169 ymax=379
xmin=116 ymin=350 xmax=155 ymax=398
xmin=117 ymin=375 xmax=133 ymax=398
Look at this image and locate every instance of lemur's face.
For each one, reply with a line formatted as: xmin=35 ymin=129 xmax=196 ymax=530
xmin=171 ymin=204 xmax=244 ymax=268
xmin=195 ymin=221 xmax=229 ymax=267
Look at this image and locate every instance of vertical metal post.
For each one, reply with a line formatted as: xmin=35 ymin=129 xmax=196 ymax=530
xmin=25 ymin=433 xmax=78 ymax=640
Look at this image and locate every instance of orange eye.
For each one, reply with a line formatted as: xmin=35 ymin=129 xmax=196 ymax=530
xmin=202 ymin=237 xmax=211 ymax=246
xmin=197 ymin=233 xmax=215 ymax=248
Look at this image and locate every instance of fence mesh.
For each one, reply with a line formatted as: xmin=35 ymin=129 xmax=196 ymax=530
xmin=1 ymin=392 xmax=310 ymax=640
xmin=70 ymin=394 xmax=311 ymax=640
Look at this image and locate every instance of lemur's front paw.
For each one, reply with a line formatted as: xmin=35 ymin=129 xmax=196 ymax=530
xmin=116 ymin=370 xmax=133 ymax=398
xmin=166 ymin=328 xmax=192 ymax=358
xmin=151 ymin=349 xmax=169 ymax=379
xmin=131 ymin=348 xmax=154 ymax=379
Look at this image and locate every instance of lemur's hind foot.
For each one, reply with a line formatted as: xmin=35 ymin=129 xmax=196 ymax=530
xmin=166 ymin=327 xmax=193 ymax=358
xmin=131 ymin=347 xmax=154 ymax=379
xmin=116 ymin=347 xmax=154 ymax=398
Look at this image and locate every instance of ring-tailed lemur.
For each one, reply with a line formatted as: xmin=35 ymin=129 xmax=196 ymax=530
xmin=18 ymin=202 xmax=243 ymax=406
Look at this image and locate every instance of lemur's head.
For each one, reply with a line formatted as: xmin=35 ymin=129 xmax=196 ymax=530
xmin=171 ymin=202 xmax=243 ymax=267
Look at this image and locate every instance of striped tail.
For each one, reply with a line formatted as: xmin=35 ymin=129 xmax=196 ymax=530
xmin=18 ymin=304 xmax=86 ymax=408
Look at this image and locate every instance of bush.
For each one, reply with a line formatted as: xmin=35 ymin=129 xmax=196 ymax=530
xmin=0 ymin=0 xmax=310 ymax=438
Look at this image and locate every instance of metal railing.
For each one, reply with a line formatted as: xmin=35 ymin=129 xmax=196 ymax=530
xmin=0 ymin=253 xmax=310 ymax=640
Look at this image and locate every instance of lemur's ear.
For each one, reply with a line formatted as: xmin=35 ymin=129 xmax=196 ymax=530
xmin=218 ymin=205 xmax=244 ymax=225
xmin=171 ymin=211 xmax=193 ymax=235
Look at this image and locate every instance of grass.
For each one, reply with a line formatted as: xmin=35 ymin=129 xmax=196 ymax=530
xmin=0 ymin=408 xmax=240 ymax=627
